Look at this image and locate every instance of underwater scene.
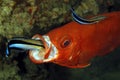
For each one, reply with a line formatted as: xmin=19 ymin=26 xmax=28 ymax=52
xmin=0 ymin=0 xmax=120 ymax=80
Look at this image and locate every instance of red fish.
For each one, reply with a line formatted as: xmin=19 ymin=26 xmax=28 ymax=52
xmin=6 ymin=10 xmax=120 ymax=68
xmin=28 ymin=11 xmax=120 ymax=68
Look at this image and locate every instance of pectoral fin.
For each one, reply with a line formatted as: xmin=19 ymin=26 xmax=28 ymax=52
xmin=76 ymin=62 xmax=91 ymax=68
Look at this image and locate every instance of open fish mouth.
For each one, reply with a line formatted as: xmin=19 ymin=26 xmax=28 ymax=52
xmin=29 ymin=34 xmax=58 ymax=63
xmin=6 ymin=34 xmax=58 ymax=63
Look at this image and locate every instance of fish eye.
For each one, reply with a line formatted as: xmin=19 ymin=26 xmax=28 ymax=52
xmin=61 ymin=39 xmax=71 ymax=48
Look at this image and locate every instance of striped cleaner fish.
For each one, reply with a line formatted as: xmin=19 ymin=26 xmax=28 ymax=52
xmin=6 ymin=38 xmax=45 ymax=57
xmin=6 ymin=9 xmax=120 ymax=68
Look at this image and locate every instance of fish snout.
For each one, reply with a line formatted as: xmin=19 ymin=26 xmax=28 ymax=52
xmin=29 ymin=34 xmax=58 ymax=64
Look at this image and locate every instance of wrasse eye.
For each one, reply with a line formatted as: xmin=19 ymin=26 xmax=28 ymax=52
xmin=61 ymin=39 xmax=71 ymax=48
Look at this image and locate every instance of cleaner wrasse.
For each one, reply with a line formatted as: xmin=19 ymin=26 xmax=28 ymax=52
xmin=6 ymin=38 xmax=45 ymax=57
xmin=6 ymin=10 xmax=120 ymax=68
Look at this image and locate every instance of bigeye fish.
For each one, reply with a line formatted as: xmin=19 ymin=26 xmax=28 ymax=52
xmin=6 ymin=37 xmax=45 ymax=57
xmin=6 ymin=9 xmax=120 ymax=68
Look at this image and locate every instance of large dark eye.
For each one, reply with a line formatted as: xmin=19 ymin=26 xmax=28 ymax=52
xmin=61 ymin=39 xmax=71 ymax=48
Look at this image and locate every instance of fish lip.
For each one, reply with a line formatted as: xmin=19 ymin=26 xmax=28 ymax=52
xmin=29 ymin=34 xmax=58 ymax=63
xmin=42 ymin=35 xmax=58 ymax=62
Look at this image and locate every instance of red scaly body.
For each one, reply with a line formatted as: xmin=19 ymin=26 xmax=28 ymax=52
xmin=29 ymin=11 xmax=120 ymax=68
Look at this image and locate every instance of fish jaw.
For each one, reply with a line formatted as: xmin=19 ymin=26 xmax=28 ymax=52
xmin=29 ymin=34 xmax=58 ymax=63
